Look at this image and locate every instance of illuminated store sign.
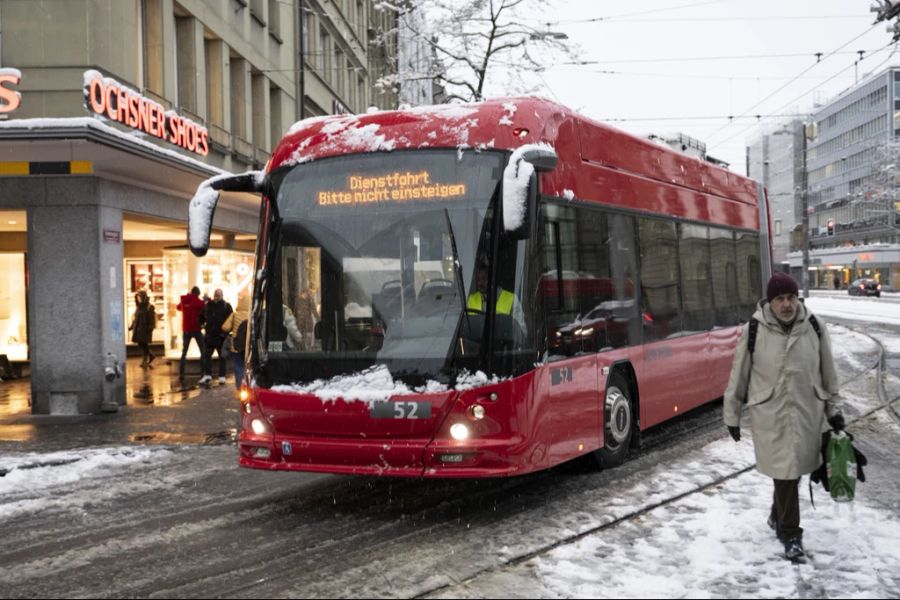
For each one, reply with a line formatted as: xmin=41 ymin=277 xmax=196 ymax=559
xmin=83 ymin=72 xmax=209 ymax=156
xmin=0 ymin=69 xmax=22 ymax=114
xmin=317 ymin=170 xmax=467 ymax=206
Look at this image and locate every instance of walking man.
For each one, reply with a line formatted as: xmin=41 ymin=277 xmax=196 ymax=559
xmin=177 ymin=286 xmax=206 ymax=382
xmin=723 ymin=272 xmax=844 ymax=560
xmin=200 ymin=288 xmax=233 ymax=385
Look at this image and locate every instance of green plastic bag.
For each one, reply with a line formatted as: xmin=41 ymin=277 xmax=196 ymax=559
xmin=826 ymin=431 xmax=857 ymax=502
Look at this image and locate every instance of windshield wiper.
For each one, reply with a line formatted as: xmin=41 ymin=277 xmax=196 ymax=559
xmin=444 ymin=208 xmax=472 ymax=358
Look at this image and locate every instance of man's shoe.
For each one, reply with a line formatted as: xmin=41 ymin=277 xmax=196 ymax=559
xmin=218 ymin=376 xmax=226 ymax=384
xmin=199 ymin=375 xmax=212 ymax=384
xmin=784 ymin=538 xmax=805 ymax=560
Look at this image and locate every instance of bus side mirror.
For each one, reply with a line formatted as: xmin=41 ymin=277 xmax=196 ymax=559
xmin=188 ymin=171 xmax=266 ymax=257
xmin=502 ymin=144 xmax=557 ymax=240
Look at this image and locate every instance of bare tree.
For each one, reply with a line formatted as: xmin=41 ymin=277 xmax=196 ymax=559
xmin=374 ymin=0 xmax=575 ymax=104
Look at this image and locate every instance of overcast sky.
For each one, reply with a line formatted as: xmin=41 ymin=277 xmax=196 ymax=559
xmin=521 ymin=0 xmax=898 ymax=175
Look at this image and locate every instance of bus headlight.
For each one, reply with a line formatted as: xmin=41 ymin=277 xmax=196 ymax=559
xmin=251 ymin=419 xmax=268 ymax=435
xmin=450 ymin=423 xmax=470 ymax=441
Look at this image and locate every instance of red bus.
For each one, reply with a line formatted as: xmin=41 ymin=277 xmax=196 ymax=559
xmin=189 ymin=98 xmax=771 ymax=477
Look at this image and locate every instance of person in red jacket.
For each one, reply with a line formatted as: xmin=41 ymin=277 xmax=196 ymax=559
xmin=177 ymin=286 xmax=206 ymax=381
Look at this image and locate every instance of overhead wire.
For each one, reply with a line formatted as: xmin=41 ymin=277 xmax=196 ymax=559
xmin=707 ymin=41 xmax=899 ymax=153
xmin=525 ymin=0 xmax=741 ymax=24
xmin=559 ymin=50 xmax=883 ymax=66
xmin=703 ymin=23 xmax=882 ymax=143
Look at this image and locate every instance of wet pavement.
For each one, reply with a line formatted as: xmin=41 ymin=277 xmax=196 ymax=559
xmin=0 ymin=357 xmax=241 ymax=453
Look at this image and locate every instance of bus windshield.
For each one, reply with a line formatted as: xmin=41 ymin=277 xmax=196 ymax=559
xmin=262 ymin=150 xmax=505 ymax=386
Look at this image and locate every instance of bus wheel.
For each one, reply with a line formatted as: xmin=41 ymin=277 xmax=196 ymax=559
xmin=594 ymin=373 xmax=633 ymax=468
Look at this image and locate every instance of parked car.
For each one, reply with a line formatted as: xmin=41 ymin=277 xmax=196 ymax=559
xmin=848 ymin=278 xmax=881 ymax=298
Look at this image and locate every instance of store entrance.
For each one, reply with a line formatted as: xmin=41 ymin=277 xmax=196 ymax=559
xmin=122 ymin=214 xmax=255 ymax=361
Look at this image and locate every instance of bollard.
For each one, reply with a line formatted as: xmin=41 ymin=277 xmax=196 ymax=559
xmin=101 ymin=352 xmax=121 ymax=413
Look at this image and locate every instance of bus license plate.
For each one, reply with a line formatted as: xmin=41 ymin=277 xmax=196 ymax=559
xmin=370 ymin=401 xmax=432 ymax=419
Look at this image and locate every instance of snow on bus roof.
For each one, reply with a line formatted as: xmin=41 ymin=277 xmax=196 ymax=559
xmin=276 ymin=99 xmax=533 ymax=168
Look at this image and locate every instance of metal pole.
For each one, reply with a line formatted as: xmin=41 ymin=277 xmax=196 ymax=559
xmin=296 ymin=0 xmax=305 ymax=120
xmin=801 ymin=124 xmax=811 ymax=297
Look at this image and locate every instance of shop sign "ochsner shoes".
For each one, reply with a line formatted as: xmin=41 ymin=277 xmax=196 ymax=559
xmin=83 ymin=70 xmax=209 ymax=156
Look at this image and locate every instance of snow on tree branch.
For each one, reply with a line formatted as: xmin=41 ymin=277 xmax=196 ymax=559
xmin=377 ymin=0 xmax=576 ymax=105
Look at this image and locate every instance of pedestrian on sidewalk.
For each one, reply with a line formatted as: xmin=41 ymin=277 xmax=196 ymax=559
xmin=200 ymin=288 xmax=233 ymax=385
xmin=177 ymin=286 xmax=206 ymax=381
xmin=223 ymin=294 xmax=250 ymax=390
xmin=723 ymin=272 xmax=844 ymax=561
xmin=129 ymin=290 xmax=156 ymax=368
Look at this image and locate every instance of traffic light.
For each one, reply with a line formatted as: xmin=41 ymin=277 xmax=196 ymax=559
xmin=827 ymin=219 xmax=835 ymax=236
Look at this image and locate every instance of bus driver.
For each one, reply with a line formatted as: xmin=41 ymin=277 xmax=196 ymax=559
xmin=466 ymin=260 xmax=525 ymax=331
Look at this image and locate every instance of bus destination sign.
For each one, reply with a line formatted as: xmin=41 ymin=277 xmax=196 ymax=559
xmin=317 ymin=170 xmax=467 ymax=206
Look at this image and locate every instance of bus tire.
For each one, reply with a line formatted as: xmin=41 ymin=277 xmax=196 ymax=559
xmin=594 ymin=372 xmax=633 ymax=469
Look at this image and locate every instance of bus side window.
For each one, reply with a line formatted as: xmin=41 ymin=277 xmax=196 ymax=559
xmin=735 ymin=232 xmax=761 ymax=320
xmin=539 ymin=205 xmax=582 ymax=359
xmin=537 ymin=204 xmax=640 ymax=358
xmin=678 ymin=224 xmax=714 ymax=333
xmin=638 ymin=218 xmax=683 ymax=341
xmin=710 ymin=228 xmax=740 ymax=327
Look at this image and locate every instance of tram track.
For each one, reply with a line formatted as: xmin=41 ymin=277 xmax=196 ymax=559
xmin=418 ymin=322 xmax=898 ymax=599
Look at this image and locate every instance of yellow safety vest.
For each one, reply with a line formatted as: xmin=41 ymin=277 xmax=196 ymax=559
xmin=467 ymin=289 xmax=515 ymax=315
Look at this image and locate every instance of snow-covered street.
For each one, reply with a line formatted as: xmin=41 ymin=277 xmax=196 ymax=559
xmin=1 ymin=295 xmax=899 ymax=598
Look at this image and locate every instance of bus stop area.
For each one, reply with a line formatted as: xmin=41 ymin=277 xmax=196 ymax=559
xmin=0 ymin=356 xmax=240 ymax=453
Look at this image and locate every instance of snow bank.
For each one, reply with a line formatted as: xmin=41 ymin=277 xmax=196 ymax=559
xmin=0 ymin=447 xmax=171 ymax=498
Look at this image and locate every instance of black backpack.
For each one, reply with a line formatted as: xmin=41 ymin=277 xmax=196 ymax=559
xmin=747 ymin=310 xmax=820 ymax=355
xmin=234 ymin=320 xmax=248 ymax=356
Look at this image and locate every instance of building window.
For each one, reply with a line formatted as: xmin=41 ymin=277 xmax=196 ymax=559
xmin=270 ymin=85 xmax=283 ymax=151
xmin=250 ymin=0 xmax=266 ymax=25
xmin=141 ymin=0 xmax=164 ymax=95
xmin=205 ymin=38 xmax=225 ymax=128
xmin=175 ymin=17 xmax=198 ymax=114
xmin=320 ymin=26 xmax=331 ymax=81
xmin=775 ymin=220 xmax=782 ymax=236
xmin=268 ymin=0 xmax=281 ymax=40
xmin=335 ymin=49 xmax=345 ymax=97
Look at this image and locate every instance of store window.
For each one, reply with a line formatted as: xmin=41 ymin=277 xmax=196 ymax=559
xmin=161 ymin=247 xmax=254 ymax=358
xmin=0 ymin=253 xmax=28 ymax=361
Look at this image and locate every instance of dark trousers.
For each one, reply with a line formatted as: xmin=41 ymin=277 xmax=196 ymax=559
xmin=137 ymin=342 xmax=155 ymax=365
xmin=232 ymin=353 xmax=245 ymax=390
xmin=203 ymin=338 xmax=228 ymax=377
xmin=770 ymin=478 xmax=802 ymax=542
xmin=179 ymin=331 xmax=205 ymax=378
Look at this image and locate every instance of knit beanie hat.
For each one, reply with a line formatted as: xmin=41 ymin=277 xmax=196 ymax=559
xmin=766 ymin=272 xmax=799 ymax=302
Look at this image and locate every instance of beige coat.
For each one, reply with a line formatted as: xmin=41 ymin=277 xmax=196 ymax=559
xmin=723 ymin=300 xmax=840 ymax=480
xmin=222 ymin=295 xmax=251 ymax=353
